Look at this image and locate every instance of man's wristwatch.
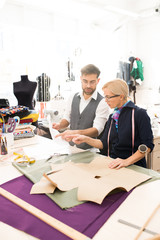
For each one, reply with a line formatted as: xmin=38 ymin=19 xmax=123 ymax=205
xmin=138 ymin=144 xmax=148 ymax=153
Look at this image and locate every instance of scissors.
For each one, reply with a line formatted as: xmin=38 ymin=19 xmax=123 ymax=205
xmin=13 ymin=152 xmax=36 ymax=167
xmin=7 ymin=116 xmax=20 ymax=133
xmin=45 ymin=153 xmax=68 ymax=161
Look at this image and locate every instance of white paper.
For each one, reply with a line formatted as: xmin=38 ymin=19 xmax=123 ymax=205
xmin=23 ymin=122 xmax=92 ymax=160
xmin=49 ymin=121 xmax=69 ymax=148
xmin=23 ymin=141 xmax=69 ymax=160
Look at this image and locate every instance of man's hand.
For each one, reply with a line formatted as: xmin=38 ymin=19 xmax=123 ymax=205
xmin=108 ymin=158 xmax=129 ymax=169
xmin=52 ymin=123 xmax=61 ymax=130
xmin=52 ymin=119 xmax=69 ymax=131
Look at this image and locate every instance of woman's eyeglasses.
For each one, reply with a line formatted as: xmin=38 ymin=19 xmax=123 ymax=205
xmin=105 ymin=95 xmax=120 ymax=100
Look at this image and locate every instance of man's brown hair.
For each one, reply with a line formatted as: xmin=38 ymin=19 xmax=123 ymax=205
xmin=81 ymin=64 xmax=100 ymax=78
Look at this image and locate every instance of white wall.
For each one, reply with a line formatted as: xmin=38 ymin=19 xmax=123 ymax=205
xmin=136 ymin=17 xmax=160 ymax=105
xmin=0 ymin=1 xmax=160 ymax=117
xmin=0 ymin=3 xmax=121 ymax=103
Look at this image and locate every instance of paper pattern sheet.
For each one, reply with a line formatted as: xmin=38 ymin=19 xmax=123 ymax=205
xmin=31 ymin=155 xmax=152 ymax=204
xmin=30 ymin=176 xmax=56 ymax=194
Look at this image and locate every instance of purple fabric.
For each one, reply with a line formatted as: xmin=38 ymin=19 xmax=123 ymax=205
xmin=0 ymin=176 xmax=131 ymax=240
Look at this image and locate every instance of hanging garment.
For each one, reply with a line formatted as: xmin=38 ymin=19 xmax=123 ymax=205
xmin=36 ymin=73 xmax=51 ymax=102
xmin=130 ymin=58 xmax=144 ymax=81
xmin=117 ymin=61 xmax=130 ymax=84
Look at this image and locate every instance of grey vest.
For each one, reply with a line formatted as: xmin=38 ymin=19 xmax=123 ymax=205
xmin=70 ymin=92 xmax=103 ymax=149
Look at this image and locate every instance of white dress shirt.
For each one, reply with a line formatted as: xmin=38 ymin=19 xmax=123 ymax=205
xmin=63 ymin=90 xmax=110 ymax=135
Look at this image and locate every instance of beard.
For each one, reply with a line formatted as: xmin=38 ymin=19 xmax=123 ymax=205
xmin=83 ymin=88 xmax=95 ymax=95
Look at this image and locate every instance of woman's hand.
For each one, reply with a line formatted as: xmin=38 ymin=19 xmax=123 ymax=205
xmin=109 ymin=148 xmax=150 ymax=169
xmin=56 ymin=133 xmax=103 ymax=149
xmin=108 ymin=158 xmax=129 ymax=169
xmin=56 ymin=133 xmax=87 ymax=145
xmin=63 ymin=134 xmax=87 ymax=145
xmin=55 ymin=130 xmax=79 ymax=140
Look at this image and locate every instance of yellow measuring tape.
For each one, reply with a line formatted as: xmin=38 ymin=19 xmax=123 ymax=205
xmin=13 ymin=152 xmax=36 ymax=166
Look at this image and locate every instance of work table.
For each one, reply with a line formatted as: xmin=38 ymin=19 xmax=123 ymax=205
xmin=0 ymin=135 xmax=160 ymax=240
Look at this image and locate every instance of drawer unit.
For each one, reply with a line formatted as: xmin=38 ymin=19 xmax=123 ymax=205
xmin=152 ymin=151 xmax=160 ymax=171
xmin=153 ymin=137 xmax=160 ymax=152
xmin=150 ymin=136 xmax=160 ymax=171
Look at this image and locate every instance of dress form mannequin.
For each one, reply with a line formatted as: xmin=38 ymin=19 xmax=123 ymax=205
xmin=13 ymin=75 xmax=37 ymax=110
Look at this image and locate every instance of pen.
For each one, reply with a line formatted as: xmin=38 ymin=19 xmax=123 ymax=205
xmin=1 ymin=137 xmax=8 ymax=155
xmin=1 ymin=115 xmax=6 ymax=133
xmin=2 ymin=123 xmax=5 ymax=133
xmin=45 ymin=170 xmax=55 ymax=175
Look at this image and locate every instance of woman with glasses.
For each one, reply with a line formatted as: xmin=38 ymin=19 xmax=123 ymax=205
xmin=64 ymin=78 xmax=154 ymax=169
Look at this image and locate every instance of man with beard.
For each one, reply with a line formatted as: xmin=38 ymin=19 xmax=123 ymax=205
xmin=52 ymin=64 xmax=110 ymax=149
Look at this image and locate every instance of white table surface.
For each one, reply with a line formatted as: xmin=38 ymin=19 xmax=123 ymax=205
xmin=0 ymin=135 xmax=160 ymax=240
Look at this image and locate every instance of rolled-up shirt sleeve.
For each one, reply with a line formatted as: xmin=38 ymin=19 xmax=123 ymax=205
xmin=93 ymin=98 xmax=110 ymax=135
xmin=62 ymin=94 xmax=74 ymax=123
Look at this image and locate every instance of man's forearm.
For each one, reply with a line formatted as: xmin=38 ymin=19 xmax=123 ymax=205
xmin=59 ymin=119 xmax=69 ymax=129
xmin=76 ymin=127 xmax=98 ymax=137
